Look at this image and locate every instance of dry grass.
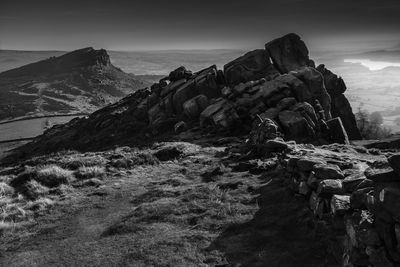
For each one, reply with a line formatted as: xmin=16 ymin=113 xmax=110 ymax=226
xmin=109 ymin=152 xmax=159 ymax=168
xmin=59 ymin=154 xmax=109 ymax=170
xmin=0 ymin=182 xmax=14 ymax=197
xmin=35 ymin=165 xmax=75 ymax=187
xmin=18 ymin=180 xmax=49 ymax=200
xmin=75 ymin=166 xmax=106 ymax=180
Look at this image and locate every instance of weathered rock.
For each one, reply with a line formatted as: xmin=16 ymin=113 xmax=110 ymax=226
xmin=317 ymin=179 xmax=344 ymax=196
xmin=388 ymin=153 xmax=400 ymax=176
xmin=258 ymin=107 xmax=280 ymax=120
xmin=346 ymin=210 xmax=375 ymax=248
xmin=276 ymin=97 xmax=297 ymax=110
xmin=278 ymin=109 xmax=316 ymax=143
xmin=173 ymin=65 xmax=221 ymax=114
xmin=366 ymin=246 xmax=396 ymax=267
xmin=317 ymin=64 xmax=361 ymax=140
xmin=182 ymin=94 xmax=209 ymax=119
xmin=376 ymin=185 xmax=400 ymax=221
xmin=168 ymin=66 xmax=193 ymax=82
xmin=330 ymin=94 xmax=362 ymax=140
xmin=307 ymin=171 xmax=319 ymax=188
xmin=298 ymin=181 xmax=310 ymax=195
xmin=249 ymin=118 xmax=279 ymax=145
xmin=200 ymin=99 xmax=240 ymax=129
xmin=342 ymin=173 xmax=367 ymax=193
xmin=375 ymin=218 xmax=400 ymax=262
xmin=290 ymin=67 xmax=331 ymax=120
xmin=314 ymin=164 xmax=344 ymax=180
xmin=262 ymin=139 xmax=289 ymax=153
xmin=365 ymin=168 xmax=400 ymax=183
xmin=331 ymin=194 xmax=350 ymax=216
xmin=350 ymin=187 xmax=374 ymax=210
xmin=297 ymin=158 xmax=326 ymax=172
xmin=326 ymin=117 xmax=350 ymax=144
xmin=265 ymin=33 xmax=310 ymax=73
xmin=174 ymin=121 xmax=187 ymax=133
xmin=224 ymin=49 xmax=279 ymax=86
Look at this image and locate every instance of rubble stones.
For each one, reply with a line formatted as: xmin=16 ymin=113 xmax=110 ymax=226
xmin=365 ymin=168 xmax=400 ymax=183
xmin=317 ymin=179 xmax=344 ymax=196
xmin=314 ymin=164 xmax=344 ymax=180
xmin=388 ymin=153 xmax=400 ymax=176
xmin=297 ymin=158 xmax=326 ymax=172
xmin=331 ymin=194 xmax=350 ymax=215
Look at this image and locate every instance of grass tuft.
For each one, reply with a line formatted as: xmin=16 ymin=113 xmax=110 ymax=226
xmin=35 ymin=165 xmax=75 ymax=187
xmin=75 ymin=166 xmax=106 ymax=180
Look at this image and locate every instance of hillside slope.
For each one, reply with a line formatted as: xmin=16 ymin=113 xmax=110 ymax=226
xmin=0 ymin=47 xmax=148 ymax=121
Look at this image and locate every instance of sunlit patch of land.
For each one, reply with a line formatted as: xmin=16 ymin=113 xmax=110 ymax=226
xmin=344 ymin=58 xmax=400 ymax=71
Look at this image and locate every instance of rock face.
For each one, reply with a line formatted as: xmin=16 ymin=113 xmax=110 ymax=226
xmin=0 ymin=47 xmax=148 ymax=120
xmin=317 ymin=64 xmax=361 ymax=140
xmin=265 ymin=33 xmax=312 ymax=73
xmin=4 ymin=33 xmax=361 ymax=162
xmin=224 ymin=49 xmax=279 ymax=86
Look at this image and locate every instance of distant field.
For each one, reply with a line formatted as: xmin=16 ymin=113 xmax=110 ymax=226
xmin=0 ymin=115 xmax=83 ymax=142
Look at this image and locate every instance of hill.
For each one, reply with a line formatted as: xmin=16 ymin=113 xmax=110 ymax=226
xmin=2 ymin=34 xmax=400 ymax=267
xmin=0 ymin=47 xmax=149 ymax=121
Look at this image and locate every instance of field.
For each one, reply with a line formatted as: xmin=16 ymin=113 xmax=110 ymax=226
xmin=0 ymin=115 xmax=83 ymax=142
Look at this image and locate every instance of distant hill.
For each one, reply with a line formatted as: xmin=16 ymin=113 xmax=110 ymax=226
xmin=0 ymin=47 xmax=149 ymax=121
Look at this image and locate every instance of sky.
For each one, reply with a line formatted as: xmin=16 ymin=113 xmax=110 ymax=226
xmin=1 ymin=0 xmax=400 ymax=52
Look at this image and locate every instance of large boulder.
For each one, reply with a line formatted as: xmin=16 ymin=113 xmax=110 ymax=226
xmin=173 ymin=65 xmax=221 ymax=114
xmin=200 ymin=99 xmax=240 ymax=129
xmin=182 ymin=94 xmax=209 ymax=119
xmin=224 ymin=49 xmax=279 ymax=86
xmin=317 ymin=64 xmax=361 ymax=140
xmin=326 ymin=117 xmax=350 ymax=144
xmin=265 ymin=33 xmax=311 ymax=73
xmin=290 ymin=67 xmax=332 ymax=120
xmin=278 ymin=109 xmax=317 ymax=143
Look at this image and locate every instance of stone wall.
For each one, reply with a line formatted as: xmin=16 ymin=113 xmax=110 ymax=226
xmin=277 ymin=143 xmax=400 ymax=266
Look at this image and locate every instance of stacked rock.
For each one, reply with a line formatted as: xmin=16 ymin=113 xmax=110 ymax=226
xmin=281 ymin=146 xmax=400 ymax=266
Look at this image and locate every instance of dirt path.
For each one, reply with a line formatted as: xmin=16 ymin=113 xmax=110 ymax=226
xmin=0 ymin=143 xmax=328 ymax=266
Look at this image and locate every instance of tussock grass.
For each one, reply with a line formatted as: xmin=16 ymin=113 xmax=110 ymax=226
xmin=109 ymin=152 xmax=159 ymax=168
xmin=25 ymin=197 xmax=54 ymax=211
xmin=59 ymin=155 xmax=108 ymax=170
xmin=75 ymin=166 xmax=106 ymax=180
xmin=0 ymin=182 xmax=14 ymax=197
xmin=19 ymin=180 xmax=49 ymax=200
xmin=35 ymin=165 xmax=74 ymax=187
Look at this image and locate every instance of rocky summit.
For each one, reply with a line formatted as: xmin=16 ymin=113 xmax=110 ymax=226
xmin=0 ymin=47 xmax=148 ymax=121
xmin=4 ymin=33 xmax=360 ymax=161
xmin=2 ymin=34 xmax=400 ymax=267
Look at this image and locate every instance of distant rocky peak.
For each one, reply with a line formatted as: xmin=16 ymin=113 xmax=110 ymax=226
xmin=57 ymin=47 xmax=111 ymax=68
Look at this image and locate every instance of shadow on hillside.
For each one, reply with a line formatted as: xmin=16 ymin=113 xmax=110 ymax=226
xmin=206 ymin=178 xmax=334 ymax=267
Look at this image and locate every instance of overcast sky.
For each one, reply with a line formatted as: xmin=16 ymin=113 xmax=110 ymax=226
xmin=1 ymin=0 xmax=400 ymax=51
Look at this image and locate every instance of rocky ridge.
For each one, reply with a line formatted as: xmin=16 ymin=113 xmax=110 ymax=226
xmin=4 ymin=33 xmax=361 ymax=162
xmin=6 ymin=34 xmax=399 ymax=266
xmin=0 ymin=47 xmax=148 ymax=121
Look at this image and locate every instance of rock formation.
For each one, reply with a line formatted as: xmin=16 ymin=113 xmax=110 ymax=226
xmin=3 ymin=33 xmax=361 ymax=161
xmin=0 ymin=47 xmax=148 ymax=121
